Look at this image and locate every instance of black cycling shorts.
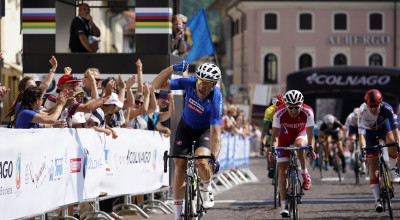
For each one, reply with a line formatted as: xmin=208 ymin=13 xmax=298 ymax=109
xmin=173 ymin=118 xmax=211 ymax=155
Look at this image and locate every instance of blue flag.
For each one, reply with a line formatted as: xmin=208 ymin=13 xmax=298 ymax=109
xmin=184 ymin=9 xmax=216 ymax=63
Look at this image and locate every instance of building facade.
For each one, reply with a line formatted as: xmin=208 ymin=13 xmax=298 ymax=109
xmin=209 ymin=0 xmax=400 ymax=108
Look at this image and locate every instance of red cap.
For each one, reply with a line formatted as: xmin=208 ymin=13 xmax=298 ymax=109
xmin=57 ymin=74 xmax=81 ymax=86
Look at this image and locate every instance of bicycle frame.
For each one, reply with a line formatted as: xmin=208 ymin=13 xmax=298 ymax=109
xmin=275 ymin=146 xmax=309 ymax=220
xmin=163 ymin=151 xmax=215 ymax=220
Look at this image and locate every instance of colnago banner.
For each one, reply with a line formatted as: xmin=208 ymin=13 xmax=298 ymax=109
xmin=0 ymin=128 xmax=169 ymax=220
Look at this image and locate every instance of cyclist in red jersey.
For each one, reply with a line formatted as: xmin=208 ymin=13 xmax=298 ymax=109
xmin=270 ymin=90 xmax=316 ymax=217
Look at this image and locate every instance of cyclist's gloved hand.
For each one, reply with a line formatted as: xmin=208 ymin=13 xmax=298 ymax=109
xmin=173 ymin=60 xmax=189 ymax=72
xmin=208 ymin=160 xmax=220 ymax=174
xmin=307 ymin=145 xmax=317 ymax=160
xmin=360 ymin=148 xmax=366 ymax=162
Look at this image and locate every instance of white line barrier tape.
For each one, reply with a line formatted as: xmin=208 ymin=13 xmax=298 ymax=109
xmin=0 ymin=128 xmax=169 ymax=220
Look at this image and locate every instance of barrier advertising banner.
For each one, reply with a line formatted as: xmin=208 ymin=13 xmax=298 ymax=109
xmin=0 ymin=128 xmax=169 ymax=220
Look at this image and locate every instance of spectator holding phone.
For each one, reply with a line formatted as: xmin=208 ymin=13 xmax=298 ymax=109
xmin=171 ymin=14 xmax=186 ymax=57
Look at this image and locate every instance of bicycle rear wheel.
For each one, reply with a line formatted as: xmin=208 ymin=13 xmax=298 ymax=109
xmin=273 ymin=160 xmax=279 ymax=209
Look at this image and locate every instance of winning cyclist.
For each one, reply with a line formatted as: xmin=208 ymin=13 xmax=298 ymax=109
xmin=152 ymin=60 xmax=222 ymax=220
xmin=319 ymin=114 xmax=346 ymax=172
xmin=270 ymin=90 xmax=315 ymax=217
xmin=344 ymin=108 xmax=366 ymax=174
xmin=359 ymin=89 xmax=400 ymax=212
xmin=261 ymin=94 xmax=284 ymax=178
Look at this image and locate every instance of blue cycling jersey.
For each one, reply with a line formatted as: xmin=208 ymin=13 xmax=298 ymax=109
xmin=170 ymin=76 xmax=223 ymax=129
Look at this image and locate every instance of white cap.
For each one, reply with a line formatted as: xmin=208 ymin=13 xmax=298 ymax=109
xmin=104 ymin=92 xmax=123 ymax=108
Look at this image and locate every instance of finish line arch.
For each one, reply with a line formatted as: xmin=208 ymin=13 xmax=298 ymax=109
xmin=286 ymin=66 xmax=400 ymax=122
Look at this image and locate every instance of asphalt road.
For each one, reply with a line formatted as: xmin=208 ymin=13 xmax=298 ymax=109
xmin=117 ymin=156 xmax=400 ymax=219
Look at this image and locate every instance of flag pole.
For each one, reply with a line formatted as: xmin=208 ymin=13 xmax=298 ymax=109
xmin=214 ymin=53 xmax=220 ymax=68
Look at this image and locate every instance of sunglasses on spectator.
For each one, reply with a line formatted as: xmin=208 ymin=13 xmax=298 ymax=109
xmin=287 ymin=106 xmax=301 ymax=110
xmin=75 ymin=94 xmax=84 ymax=98
xmin=197 ymin=78 xmax=214 ymax=87
xmin=135 ymin=100 xmax=144 ymax=105
xmin=367 ymin=102 xmax=382 ymax=109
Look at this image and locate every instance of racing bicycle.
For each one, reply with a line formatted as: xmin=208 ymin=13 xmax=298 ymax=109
xmin=364 ymin=143 xmax=398 ymax=220
xmin=164 ymin=151 xmax=215 ymax=220
xmin=275 ymin=145 xmax=310 ymax=220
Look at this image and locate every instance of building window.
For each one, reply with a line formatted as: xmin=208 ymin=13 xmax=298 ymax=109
xmin=299 ymin=54 xmax=312 ymax=69
xmin=369 ymin=53 xmax=382 ymax=66
xmin=334 ymin=13 xmax=347 ymax=30
xmin=369 ymin=13 xmax=383 ymax=31
xmin=334 ymin=53 xmax=347 ymax=65
xmin=264 ymin=13 xmax=277 ymax=30
xmin=264 ymin=53 xmax=278 ymax=84
xmin=299 ymin=13 xmax=312 ymax=30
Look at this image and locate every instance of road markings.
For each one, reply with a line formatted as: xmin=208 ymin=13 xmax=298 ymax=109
xmin=321 ymin=177 xmax=344 ymax=181
xmin=215 ymin=198 xmax=400 ymax=204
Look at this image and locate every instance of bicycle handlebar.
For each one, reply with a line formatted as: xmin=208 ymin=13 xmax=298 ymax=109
xmin=364 ymin=142 xmax=398 ymax=150
xmin=163 ymin=150 xmax=216 ymax=173
xmin=275 ymin=146 xmax=310 ymax=151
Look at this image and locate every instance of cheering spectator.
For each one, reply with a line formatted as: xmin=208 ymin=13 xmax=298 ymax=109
xmin=7 ymin=56 xmax=58 ymax=119
xmin=14 ymin=87 xmax=66 ymax=128
xmin=0 ymin=83 xmax=10 ymax=100
xmin=171 ymin=14 xmax=186 ymax=56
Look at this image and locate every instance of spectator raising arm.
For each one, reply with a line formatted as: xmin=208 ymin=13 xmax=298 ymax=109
xmin=40 ymin=56 xmax=57 ymax=97
xmin=158 ymin=92 xmax=174 ymax=122
xmin=78 ymin=80 xmax=114 ymax=113
xmin=124 ymin=74 xmax=135 ymax=109
xmin=0 ymin=83 xmax=10 ymax=100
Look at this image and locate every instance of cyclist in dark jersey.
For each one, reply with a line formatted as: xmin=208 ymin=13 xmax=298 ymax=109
xmin=152 ymin=60 xmax=222 ymax=220
xmin=319 ymin=114 xmax=346 ymax=172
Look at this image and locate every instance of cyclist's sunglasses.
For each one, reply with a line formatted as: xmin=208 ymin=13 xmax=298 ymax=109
xmin=287 ymin=105 xmax=301 ymax=110
xmin=367 ymin=102 xmax=382 ymax=109
xmin=197 ymin=78 xmax=214 ymax=87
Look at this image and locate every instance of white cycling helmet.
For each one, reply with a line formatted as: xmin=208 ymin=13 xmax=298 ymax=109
xmin=196 ymin=63 xmax=221 ymax=82
xmin=323 ymin=114 xmax=335 ymax=125
xmin=283 ymin=90 xmax=304 ymax=105
xmin=353 ymin=107 xmax=360 ymax=117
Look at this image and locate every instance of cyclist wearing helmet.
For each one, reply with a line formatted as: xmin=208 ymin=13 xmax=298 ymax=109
xmin=270 ymin=90 xmax=316 ymax=217
xmin=319 ymin=114 xmax=346 ymax=172
xmin=359 ymin=89 xmax=400 ymax=212
xmin=344 ymin=108 xmax=366 ymax=174
xmin=261 ymin=94 xmax=284 ymax=178
xmin=152 ymin=60 xmax=222 ymax=220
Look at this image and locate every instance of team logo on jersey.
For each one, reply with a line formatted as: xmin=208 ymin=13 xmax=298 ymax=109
xmin=177 ymin=141 xmax=182 ymax=146
xmin=204 ymin=137 xmax=210 ymax=141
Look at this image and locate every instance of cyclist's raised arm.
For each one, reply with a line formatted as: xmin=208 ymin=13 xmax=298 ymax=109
xmin=152 ymin=60 xmax=189 ymax=90
xmin=210 ymin=124 xmax=221 ymax=160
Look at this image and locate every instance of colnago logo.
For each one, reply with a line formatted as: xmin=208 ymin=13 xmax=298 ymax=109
xmin=306 ymin=72 xmax=390 ymax=86
xmin=127 ymin=149 xmax=152 ymax=164
xmin=70 ymin=158 xmax=82 ymax=173
xmin=0 ymin=161 xmax=13 ymax=179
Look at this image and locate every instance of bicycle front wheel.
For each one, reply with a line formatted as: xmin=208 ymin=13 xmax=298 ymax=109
xmin=184 ymin=177 xmax=193 ymax=220
xmin=318 ymin=144 xmax=324 ymax=178
xmin=289 ymin=169 xmax=299 ymax=220
xmin=273 ymin=160 xmax=279 ymax=209
xmin=333 ymin=151 xmax=342 ymax=182
xmin=354 ymin=151 xmax=360 ymax=184
xmin=382 ymin=166 xmax=393 ymax=220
